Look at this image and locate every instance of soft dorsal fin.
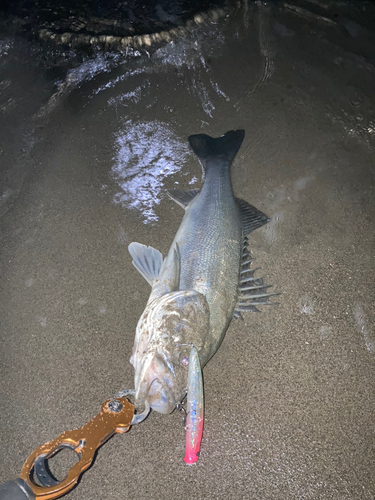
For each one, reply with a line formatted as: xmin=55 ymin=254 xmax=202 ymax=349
xmin=167 ymin=189 xmax=200 ymax=209
xmin=236 ymin=198 xmax=270 ymax=235
xmin=128 ymin=242 xmax=164 ymax=285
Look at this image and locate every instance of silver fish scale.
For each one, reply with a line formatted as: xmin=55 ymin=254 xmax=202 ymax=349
xmin=166 ymin=163 xmax=242 ymax=363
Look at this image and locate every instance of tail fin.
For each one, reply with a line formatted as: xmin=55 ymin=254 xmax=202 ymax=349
xmin=188 ymin=130 xmax=245 ymax=166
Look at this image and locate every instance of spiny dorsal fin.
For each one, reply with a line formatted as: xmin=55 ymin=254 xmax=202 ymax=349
xmin=235 ymin=282 xmax=280 ymax=315
xmin=167 ymin=189 xmax=200 ymax=209
xmin=235 ymin=304 xmax=261 ymax=313
xmin=236 ymin=198 xmax=270 ymax=235
xmin=234 ymin=235 xmax=279 ymax=317
xmin=128 ymin=242 xmax=164 ymax=286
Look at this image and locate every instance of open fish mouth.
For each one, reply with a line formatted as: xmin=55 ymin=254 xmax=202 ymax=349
xmin=135 ymin=354 xmax=179 ymax=414
xmin=148 ymin=378 xmax=175 ymax=413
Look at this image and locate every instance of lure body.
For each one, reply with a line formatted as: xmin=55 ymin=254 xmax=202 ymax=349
xmin=184 ymin=347 xmax=204 ymax=465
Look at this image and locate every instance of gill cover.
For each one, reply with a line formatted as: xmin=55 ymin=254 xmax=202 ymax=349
xmin=131 ymin=290 xmax=210 ymax=414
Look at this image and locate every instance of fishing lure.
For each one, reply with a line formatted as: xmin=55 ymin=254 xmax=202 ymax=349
xmin=184 ymin=346 xmax=204 ymax=465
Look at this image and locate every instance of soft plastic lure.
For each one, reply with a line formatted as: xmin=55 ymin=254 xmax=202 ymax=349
xmin=184 ymin=346 xmax=204 ymax=465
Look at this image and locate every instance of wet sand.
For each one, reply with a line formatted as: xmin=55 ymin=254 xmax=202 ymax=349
xmin=1 ymin=2 xmax=375 ymax=499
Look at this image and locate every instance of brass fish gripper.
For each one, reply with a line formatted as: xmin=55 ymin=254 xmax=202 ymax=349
xmin=14 ymin=397 xmax=134 ymax=500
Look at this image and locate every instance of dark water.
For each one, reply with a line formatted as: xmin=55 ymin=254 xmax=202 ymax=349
xmin=0 ymin=1 xmax=374 ymax=498
xmin=0 ymin=0 xmax=227 ymax=43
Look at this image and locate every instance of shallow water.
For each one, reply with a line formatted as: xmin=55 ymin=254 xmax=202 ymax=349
xmin=1 ymin=1 xmax=375 ymax=498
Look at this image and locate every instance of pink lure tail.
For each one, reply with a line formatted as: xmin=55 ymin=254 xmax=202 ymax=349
xmin=184 ymin=346 xmax=204 ymax=465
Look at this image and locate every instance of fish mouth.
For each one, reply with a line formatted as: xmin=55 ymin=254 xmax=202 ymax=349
xmin=135 ymin=354 xmax=179 ymax=415
xmin=148 ymin=378 xmax=175 ymax=414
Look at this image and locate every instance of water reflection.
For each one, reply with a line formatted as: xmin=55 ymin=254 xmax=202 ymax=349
xmin=111 ymin=119 xmax=191 ymax=223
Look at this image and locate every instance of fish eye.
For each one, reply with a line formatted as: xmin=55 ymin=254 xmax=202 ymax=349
xmin=181 ymin=356 xmax=189 ymax=367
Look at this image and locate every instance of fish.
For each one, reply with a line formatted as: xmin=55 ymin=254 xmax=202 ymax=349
xmin=128 ymin=130 xmax=276 ymax=420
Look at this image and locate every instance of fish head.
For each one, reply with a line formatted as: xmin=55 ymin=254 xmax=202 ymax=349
xmin=131 ymin=290 xmax=210 ymax=414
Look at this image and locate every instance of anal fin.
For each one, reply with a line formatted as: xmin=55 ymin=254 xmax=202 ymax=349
xmin=128 ymin=242 xmax=164 ymax=286
xmin=167 ymin=189 xmax=200 ymax=209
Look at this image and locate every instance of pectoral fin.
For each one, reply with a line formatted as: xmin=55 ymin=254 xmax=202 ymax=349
xmin=159 ymin=243 xmax=180 ymax=290
xmin=128 ymin=242 xmax=164 ymax=285
xmin=148 ymin=243 xmax=180 ymax=301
